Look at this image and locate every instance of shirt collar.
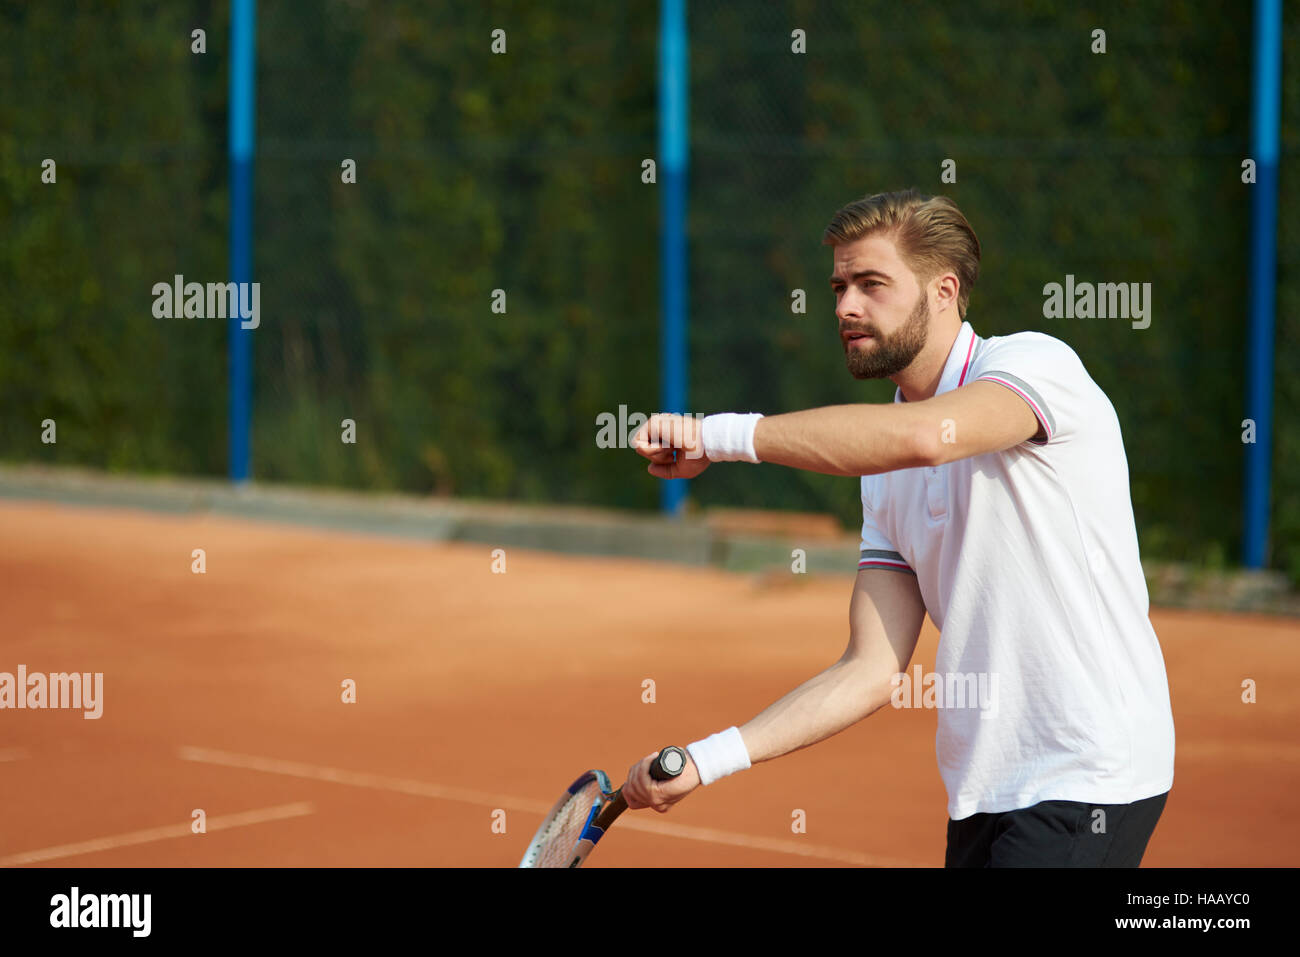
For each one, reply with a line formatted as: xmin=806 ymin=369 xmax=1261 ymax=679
xmin=893 ymin=320 xmax=979 ymax=403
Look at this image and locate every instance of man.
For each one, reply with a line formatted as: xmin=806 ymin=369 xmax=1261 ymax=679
xmin=622 ymin=189 xmax=1175 ymax=867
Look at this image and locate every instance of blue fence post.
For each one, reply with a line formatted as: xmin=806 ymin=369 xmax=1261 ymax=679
xmin=659 ymin=0 xmax=689 ymax=515
xmin=1243 ymin=0 xmax=1281 ymax=567
xmin=228 ymin=0 xmax=256 ymax=482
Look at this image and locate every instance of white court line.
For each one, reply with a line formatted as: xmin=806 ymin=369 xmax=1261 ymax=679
xmin=179 ymin=745 xmax=919 ymax=867
xmin=0 ymin=748 xmax=28 ymax=762
xmin=179 ymin=745 xmax=555 ymax=815
xmin=0 ymin=801 xmax=315 ymax=867
xmin=1176 ymin=740 xmax=1300 ymax=763
xmin=600 ymin=814 xmax=917 ymax=867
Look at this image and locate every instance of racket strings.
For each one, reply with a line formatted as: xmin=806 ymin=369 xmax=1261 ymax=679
xmin=525 ymin=780 xmax=604 ymax=868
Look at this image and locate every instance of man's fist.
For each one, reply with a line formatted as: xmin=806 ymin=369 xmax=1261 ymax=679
xmin=622 ymin=750 xmax=702 ymax=813
xmin=632 ymin=413 xmax=711 ymax=480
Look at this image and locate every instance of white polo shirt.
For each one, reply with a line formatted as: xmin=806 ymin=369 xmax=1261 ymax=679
xmin=859 ymin=320 xmax=1175 ymax=820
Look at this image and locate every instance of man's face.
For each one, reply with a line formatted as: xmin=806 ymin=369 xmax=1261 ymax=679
xmin=829 ymin=233 xmax=931 ymax=380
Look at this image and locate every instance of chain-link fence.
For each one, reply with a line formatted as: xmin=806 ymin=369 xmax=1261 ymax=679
xmin=2 ymin=0 xmax=1296 ymax=577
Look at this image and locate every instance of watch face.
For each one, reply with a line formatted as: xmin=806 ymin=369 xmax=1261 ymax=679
xmin=662 ymin=748 xmax=685 ymax=773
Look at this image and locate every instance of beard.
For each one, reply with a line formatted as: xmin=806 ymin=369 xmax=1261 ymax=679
xmin=842 ymin=291 xmax=930 ymax=380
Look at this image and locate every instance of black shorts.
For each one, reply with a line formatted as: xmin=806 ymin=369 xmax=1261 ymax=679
xmin=945 ymin=791 xmax=1169 ymax=867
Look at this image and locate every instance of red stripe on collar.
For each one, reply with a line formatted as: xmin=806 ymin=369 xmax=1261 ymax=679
xmin=957 ymin=331 xmax=976 ymax=387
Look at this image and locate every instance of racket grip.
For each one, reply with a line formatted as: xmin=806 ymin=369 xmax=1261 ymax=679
xmin=650 ymin=746 xmax=688 ymax=781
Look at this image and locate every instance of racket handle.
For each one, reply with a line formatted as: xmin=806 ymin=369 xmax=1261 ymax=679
xmin=650 ymin=746 xmax=688 ymax=781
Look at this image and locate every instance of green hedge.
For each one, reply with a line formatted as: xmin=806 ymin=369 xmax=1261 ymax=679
xmin=1 ymin=1 xmax=1296 ymax=578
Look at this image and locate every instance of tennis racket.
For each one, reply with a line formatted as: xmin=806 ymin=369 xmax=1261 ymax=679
xmin=519 ymin=746 xmax=688 ymax=868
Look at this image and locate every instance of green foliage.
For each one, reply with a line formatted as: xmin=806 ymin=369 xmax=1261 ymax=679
xmin=1 ymin=0 xmax=1296 ymax=573
xmin=0 ymin=0 xmax=226 ymax=475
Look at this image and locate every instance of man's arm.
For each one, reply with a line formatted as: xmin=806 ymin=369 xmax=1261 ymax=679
xmin=622 ymin=567 xmax=927 ymax=811
xmin=633 ymin=380 xmax=1040 ymax=479
xmin=752 ymin=381 xmax=1041 ymax=475
xmin=738 ymin=566 xmax=927 ymax=763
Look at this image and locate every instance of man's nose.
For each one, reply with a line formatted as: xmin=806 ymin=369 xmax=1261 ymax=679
xmin=836 ymin=289 xmax=863 ymax=321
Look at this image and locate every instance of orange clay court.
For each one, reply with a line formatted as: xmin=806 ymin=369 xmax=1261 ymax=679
xmin=1 ymin=498 xmax=1297 ymax=868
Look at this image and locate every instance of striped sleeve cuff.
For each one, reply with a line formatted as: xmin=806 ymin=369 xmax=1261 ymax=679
xmin=974 ymin=370 xmax=1056 ymax=446
xmin=858 ymin=549 xmax=914 ymax=574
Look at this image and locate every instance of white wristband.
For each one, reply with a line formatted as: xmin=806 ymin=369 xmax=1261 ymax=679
xmin=686 ymin=726 xmax=751 ymax=786
xmin=701 ymin=413 xmax=764 ymax=463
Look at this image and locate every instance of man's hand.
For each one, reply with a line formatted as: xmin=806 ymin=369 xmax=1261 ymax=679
xmin=632 ymin=413 xmax=711 ymax=480
xmin=622 ymin=750 xmax=702 ymax=813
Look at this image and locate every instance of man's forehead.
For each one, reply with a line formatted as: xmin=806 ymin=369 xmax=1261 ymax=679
xmin=831 ymin=233 xmax=906 ymax=274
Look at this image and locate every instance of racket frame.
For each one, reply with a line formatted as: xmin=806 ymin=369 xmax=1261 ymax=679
xmin=519 ymin=769 xmax=629 ymax=868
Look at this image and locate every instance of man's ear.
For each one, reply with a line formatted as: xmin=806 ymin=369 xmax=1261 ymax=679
xmin=932 ymin=272 xmax=960 ymax=313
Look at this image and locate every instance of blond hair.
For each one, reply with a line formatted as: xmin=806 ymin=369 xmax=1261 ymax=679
xmin=822 ymin=189 xmax=981 ymax=319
